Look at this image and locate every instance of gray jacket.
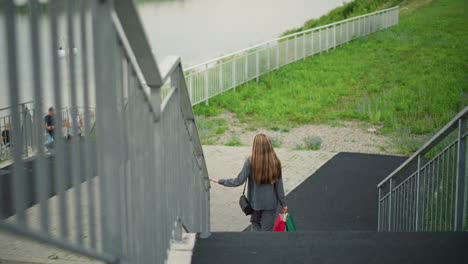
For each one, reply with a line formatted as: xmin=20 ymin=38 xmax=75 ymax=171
xmin=218 ymin=157 xmax=286 ymax=211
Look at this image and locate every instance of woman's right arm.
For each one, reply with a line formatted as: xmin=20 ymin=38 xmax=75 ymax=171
xmin=217 ymin=158 xmax=250 ymax=187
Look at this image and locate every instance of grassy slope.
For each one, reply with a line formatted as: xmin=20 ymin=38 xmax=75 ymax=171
xmin=194 ymin=0 xmax=468 ymax=153
xmin=282 ymin=0 xmax=405 ymax=36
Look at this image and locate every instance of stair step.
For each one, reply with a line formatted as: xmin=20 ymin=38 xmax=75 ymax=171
xmin=192 ymin=231 xmax=468 ymax=264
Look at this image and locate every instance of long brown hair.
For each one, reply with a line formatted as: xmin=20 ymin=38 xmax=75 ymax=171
xmin=250 ymin=134 xmax=282 ymax=184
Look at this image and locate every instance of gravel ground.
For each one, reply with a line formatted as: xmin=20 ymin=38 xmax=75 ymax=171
xmin=204 ymin=112 xmax=398 ymax=155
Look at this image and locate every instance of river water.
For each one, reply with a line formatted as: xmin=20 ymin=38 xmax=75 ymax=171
xmin=0 ymin=0 xmax=345 ymax=110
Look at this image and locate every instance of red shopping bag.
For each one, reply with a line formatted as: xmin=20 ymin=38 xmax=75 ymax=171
xmin=273 ymin=214 xmax=287 ymax=232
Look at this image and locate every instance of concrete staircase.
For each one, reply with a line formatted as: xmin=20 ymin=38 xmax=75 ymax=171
xmin=191 ymin=153 xmax=468 ymax=263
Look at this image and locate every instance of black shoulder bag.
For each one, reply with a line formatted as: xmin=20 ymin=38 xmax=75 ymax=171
xmin=239 ymin=179 xmax=253 ymax=215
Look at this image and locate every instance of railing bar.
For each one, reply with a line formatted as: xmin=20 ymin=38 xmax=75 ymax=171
xmin=398 ymin=185 xmax=403 ymax=231
xmin=5 ymin=0 xmax=27 ymax=224
xmin=401 ymin=182 xmax=405 ymax=231
xmin=444 ymin=144 xmax=450 ymax=231
xmin=406 ymin=180 xmax=410 ymax=231
xmin=66 ymin=0 xmax=84 ymax=245
xmin=409 ymin=175 xmax=419 ymax=231
xmin=29 ymin=0 xmax=49 ymax=232
xmin=403 ymin=182 xmax=407 ymax=231
xmin=126 ymin=60 xmax=136 ymax=262
xmin=428 ymin=161 xmax=432 ymax=231
xmin=50 ymin=0 xmax=68 ymax=239
xmin=439 ymin=153 xmax=444 ymax=231
xmin=378 ymin=188 xmax=381 ymax=231
xmin=405 ymin=178 xmax=409 ymax=231
xmin=451 ymin=143 xmax=456 ymax=230
xmin=80 ymin=0 xmax=97 ymax=249
xmin=409 ymin=178 xmax=413 ymax=231
xmin=422 ymin=167 xmax=427 ymax=231
xmin=434 ymin=156 xmax=440 ymax=231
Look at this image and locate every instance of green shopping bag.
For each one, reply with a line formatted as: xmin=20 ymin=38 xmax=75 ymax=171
xmin=285 ymin=213 xmax=296 ymax=232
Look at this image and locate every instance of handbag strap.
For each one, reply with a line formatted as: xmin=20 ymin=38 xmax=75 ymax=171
xmin=242 ymin=178 xmax=247 ymax=195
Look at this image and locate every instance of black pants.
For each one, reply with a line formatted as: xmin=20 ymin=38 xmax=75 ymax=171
xmin=250 ymin=209 xmax=277 ymax=231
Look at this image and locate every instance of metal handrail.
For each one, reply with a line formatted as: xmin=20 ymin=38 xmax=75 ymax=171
xmin=378 ymin=106 xmax=468 ymax=188
xmin=377 ymin=106 xmax=468 ymax=232
xmin=1 ymin=1 xmax=210 ymax=264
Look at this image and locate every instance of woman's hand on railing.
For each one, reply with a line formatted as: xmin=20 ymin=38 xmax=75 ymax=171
xmin=209 ymin=178 xmax=219 ymax=183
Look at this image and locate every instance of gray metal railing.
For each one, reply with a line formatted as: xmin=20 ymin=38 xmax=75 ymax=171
xmin=181 ymin=6 xmax=399 ymax=106
xmin=1 ymin=1 xmax=210 ymax=264
xmin=378 ymin=107 xmax=468 ymax=232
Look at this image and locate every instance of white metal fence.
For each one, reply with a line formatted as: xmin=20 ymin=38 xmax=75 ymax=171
xmin=182 ymin=6 xmax=399 ymax=106
xmin=1 ymin=0 xmax=210 ymax=263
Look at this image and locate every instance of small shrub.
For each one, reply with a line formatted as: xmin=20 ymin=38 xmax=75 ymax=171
xmin=271 ymin=137 xmax=283 ymax=148
xmin=295 ymin=136 xmax=322 ymax=150
xmin=225 ymin=134 xmax=242 ymax=146
xmin=215 ymin=126 xmax=228 ymax=134
xmin=303 ymin=136 xmax=322 ymax=150
xmin=327 ymin=120 xmax=346 ymax=127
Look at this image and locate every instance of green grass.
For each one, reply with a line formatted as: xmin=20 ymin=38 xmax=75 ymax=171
xmin=195 ymin=116 xmax=228 ymax=145
xmin=282 ymin=0 xmax=405 ymax=36
xmin=224 ymin=133 xmax=242 ymax=146
xmin=194 ymin=0 xmax=468 ymax=153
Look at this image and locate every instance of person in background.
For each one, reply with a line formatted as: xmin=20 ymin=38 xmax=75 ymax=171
xmin=44 ymin=107 xmax=55 ymax=147
xmin=209 ymin=134 xmax=287 ymax=231
xmin=66 ymin=107 xmax=83 ymax=141
xmin=1 ymin=123 xmax=11 ymax=147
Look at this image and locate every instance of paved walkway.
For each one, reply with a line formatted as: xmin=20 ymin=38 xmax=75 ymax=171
xmin=204 ymin=145 xmax=336 ymax=231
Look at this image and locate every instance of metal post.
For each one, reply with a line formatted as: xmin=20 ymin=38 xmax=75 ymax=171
xmin=21 ymin=104 xmax=28 ymax=157
xmin=204 ymin=65 xmax=209 ymax=106
xmin=276 ymin=45 xmax=279 ymax=69
xmin=245 ymin=55 xmax=248 ymax=80
xmin=267 ymin=46 xmax=271 ymax=70
xmin=302 ymin=34 xmax=306 ymax=60
xmin=232 ymin=59 xmax=236 ymax=92
xmin=454 ymin=118 xmax=467 ymax=231
xmin=255 ymin=51 xmax=259 ymax=82
xmin=378 ymin=188 xmax=381 ymax=232
xmin=294 ymin=35 xmax=297 ymax=61
xmin=415 ymin=155 xmax=424 ymax=231
xmin=333 ymin=25 xmax=336 ymax=49
xmin=346 ymin=22 xmax=348 ymax=43
xmin=286 ymin=39 xmax=289 ymax=62
xmin=358 ymin=19 xmax=361 ymax=37
xmin=319 ymin=29 xmax=322 ymax=53
xmin=388 ymin=179 xmax=393 ymax=231
xmin=311 ymin=31 xmax=314 ymax=55
xmin=219 ymin=63 xmax=223 ymax=90
xmin=326 ymin=27 xmax=329 ymax=51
